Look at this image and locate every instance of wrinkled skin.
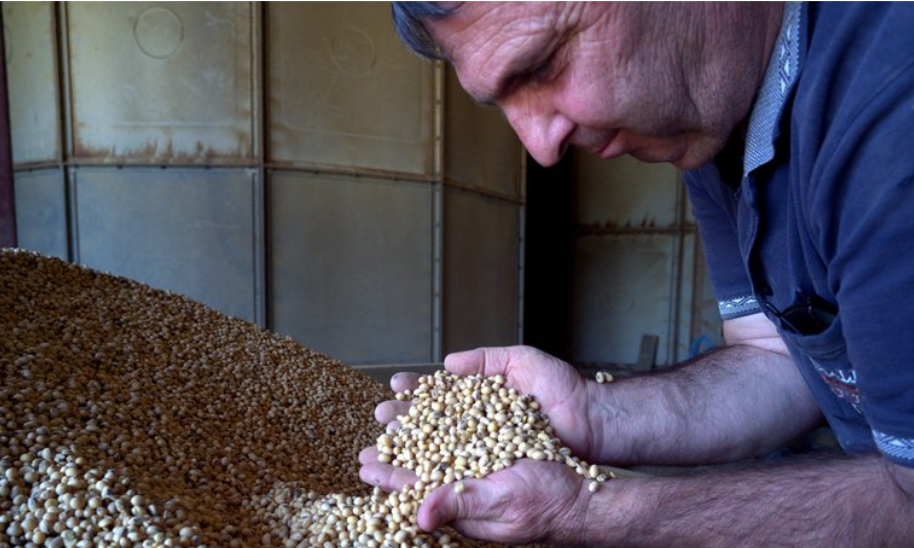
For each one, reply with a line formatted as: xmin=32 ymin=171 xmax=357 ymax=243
xmin=425 ymin=2 xmax=779 ymax=168
xmin=418 ymin=459 xmax=587 ymax=544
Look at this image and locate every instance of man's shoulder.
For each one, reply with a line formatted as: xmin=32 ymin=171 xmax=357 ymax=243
xmin=791 ymin=3 xmax=914 ymax=189
xmin=800 ymin=3 xmax=914 ymax=113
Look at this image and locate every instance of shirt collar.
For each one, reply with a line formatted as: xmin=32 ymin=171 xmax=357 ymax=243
xmin=743 ymin=1 xmax=803 ymax=178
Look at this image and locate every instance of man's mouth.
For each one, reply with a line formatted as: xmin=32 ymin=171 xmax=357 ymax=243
xmin=596 ymin=131 xmax=625 ymax=159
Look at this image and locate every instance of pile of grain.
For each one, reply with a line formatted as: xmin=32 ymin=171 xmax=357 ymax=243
xmin=0 ymin=251 xmax=443 ymax=547
xmin=2 ymin=250 xmax=587 ymax=548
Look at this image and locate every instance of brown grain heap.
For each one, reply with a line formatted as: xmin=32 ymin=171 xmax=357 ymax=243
xmin=0 ymin=250 xmax=387 ymax=547
xmin=0 ymin=250 xmax=594 ymax=548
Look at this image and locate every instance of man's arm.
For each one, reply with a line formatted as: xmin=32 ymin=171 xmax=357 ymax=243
xmin=565 ymin=455 xmax=914 ymax=548
xmin=587 ymin=312 xmax=824 ymax=465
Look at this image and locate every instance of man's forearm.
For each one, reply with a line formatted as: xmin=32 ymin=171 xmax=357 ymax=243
xmin=566 ymin=455 xmax=914 ymax=548
xmin=589 ymin=344 xmax=823 ymax=465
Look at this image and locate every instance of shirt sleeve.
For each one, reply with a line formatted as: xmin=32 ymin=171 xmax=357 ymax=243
xmin=683 ymin=165 xmax=761 ymax=321
xmin=810 ymin=60 xmax=914 ymax=466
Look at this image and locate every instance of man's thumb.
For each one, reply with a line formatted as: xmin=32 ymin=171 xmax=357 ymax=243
xmin=443 ymin=348 xmax=487 ymax=377
xmin=417 ymin=482 xmax=475 ymax=531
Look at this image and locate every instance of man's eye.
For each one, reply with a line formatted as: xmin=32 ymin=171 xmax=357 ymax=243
xmin=528 ymin=54 xmax=558 ymax=83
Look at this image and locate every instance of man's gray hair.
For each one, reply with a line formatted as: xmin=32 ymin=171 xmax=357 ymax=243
xmin=390 ymin=2 xmax=460 ymax=60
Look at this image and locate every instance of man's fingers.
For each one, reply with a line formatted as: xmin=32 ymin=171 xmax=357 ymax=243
xmin=417 ymin=481 xmax=473 ymax=532
xmin=371 ymin=373 xmax=419 ymax=427
xmin=445 ymin=346 xmax=538 ymax=380
xmin=444 ymin=348 xmax=505 ymax=377
xmin=375 ymin=400 xmax=411 ymax=424
xmin=359 ymin=462 xmax=419 ymax=492
xmin=390 ymin=372 xmax=420 ymax=393
xmin=358 ymin=446 xmax=380 ymax=465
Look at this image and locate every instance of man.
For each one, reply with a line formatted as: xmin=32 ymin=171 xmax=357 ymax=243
xmin=360 ymin=3 xmax=914 ymax=546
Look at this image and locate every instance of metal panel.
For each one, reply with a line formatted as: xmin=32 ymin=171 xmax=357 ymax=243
xmin=3 ymin=2 xmax=60 ymax=165
xmin=270 ymin=171 xmax=433 ymax=365
xmin=684 ymin=185 xmax=697 ymax=226
xmin=688 ymin=236 xmax=724 ymax=355
xmin=574 ymin=152 xmax=681 ymax=229
xmin=571 ymin=234 xmax=678 ymax=366
xmin=673 ymin=233 xmax=697 ymax=362
xmin=444 ymin=67 xmax=521 ymax=198
xmin=67 ymin=2 xmax=253 ymax=162
xmin=268 ymin=3 xmax=433 ymax=175
xmin=443 ymin=188 xmax=519 ymax=354
xmin=14 ymin=169 xmax=67 ymax=259
xmin=74 ymin=167 xmax=257 ymax=322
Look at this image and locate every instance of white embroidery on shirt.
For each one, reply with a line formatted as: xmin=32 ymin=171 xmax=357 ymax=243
xmin=811 ymin=359 xmax=862 ymax=414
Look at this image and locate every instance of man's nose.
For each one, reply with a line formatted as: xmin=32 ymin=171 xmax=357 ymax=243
xmin=501 ymin=97 xmax=573 ymax=167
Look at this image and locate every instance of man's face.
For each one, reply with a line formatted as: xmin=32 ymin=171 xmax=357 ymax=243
xmin=427 ymin=2 xmax=759 ymax=169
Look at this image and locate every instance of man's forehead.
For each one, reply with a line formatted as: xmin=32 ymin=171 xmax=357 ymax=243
xmin=426 ymin=2 xmax=560 ymax=64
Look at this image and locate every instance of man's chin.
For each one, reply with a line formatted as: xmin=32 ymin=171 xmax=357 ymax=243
xmin=626 ymin=134 xmax=721 ymax=170
xmin=593 ymin=134 xmax=717 ymax=169
xmin=671 ymin=136 xmax=731 ymax=170
xmin=628 ymin=147 xmax=687 ymax=167
xmin=671 ymin=155 xmax=710 ymax=170
xmin=630 ymin=147 xmax=715 ymax=170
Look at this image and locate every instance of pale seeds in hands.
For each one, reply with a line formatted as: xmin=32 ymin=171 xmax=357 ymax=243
xmin=297 ymin=371 xmax=613 ymax=547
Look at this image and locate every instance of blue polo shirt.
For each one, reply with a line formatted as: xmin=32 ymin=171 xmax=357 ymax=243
xmin=684 ymin=2 xmax=914 ymax=466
